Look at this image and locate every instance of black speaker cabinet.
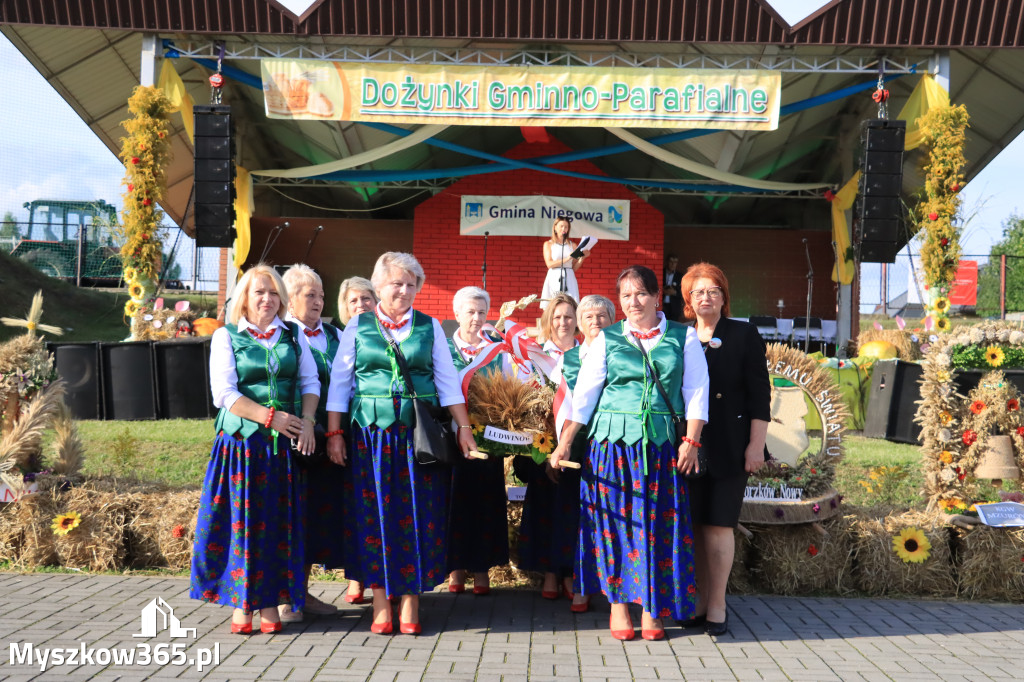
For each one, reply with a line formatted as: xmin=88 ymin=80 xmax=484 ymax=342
xmin=864 ymin=359 xmax=923 ymax=444
xmin=857 ymin=119 xmax=906 ymax=263
xmin=101 ymin=342 xmax=158 ymax=420
xmin=48 ymin=342 xmax=103 ymax=420
xmin=154 ymin=339 xmax=214 ymax=419
xmin=194 ymin=104 xmax=236 ymax=248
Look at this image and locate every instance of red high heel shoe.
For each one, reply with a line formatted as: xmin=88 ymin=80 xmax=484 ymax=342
xmin=641 ymin=626 xmax=666 ymax=641
xmin=473 ymin=584 xmax=491 ymax=596
xmin=562 ymin=584 xmax=574 ymax=600
xmin=399 ymin=620 xmax=422 ymax=635
xmin=370 ymin=605 xmax=393 ymax=634
xmin=448 ymin=581 xmax=466 ymax=594
xmin=344 ymin=583 xmax=365 ymax=604
xmin=260 ymin=619 xmax=283 ymax=634
xmin=230 ymin=613 xmax=253 ymax=635
xmin=609 ymin=614 xmax=635 ymax=641
xmin=570 ymin=595 xmax=591 ymax=613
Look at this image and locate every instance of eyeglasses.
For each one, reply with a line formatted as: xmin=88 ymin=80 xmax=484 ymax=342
xmin=690 ymin=287 xmax=723 ymax=300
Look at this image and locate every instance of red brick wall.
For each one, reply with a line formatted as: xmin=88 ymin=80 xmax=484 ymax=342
xmin=666 ymin=227 xmax=837 ymax=319
xmin=413 ymin=139 xmax=664 ymax=322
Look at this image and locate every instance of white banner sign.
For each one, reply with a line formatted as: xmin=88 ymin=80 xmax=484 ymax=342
xmin=482 ymin=425 xmax=533 ymax=446
xmin=460 ymin=195 xmax=629 ymax=240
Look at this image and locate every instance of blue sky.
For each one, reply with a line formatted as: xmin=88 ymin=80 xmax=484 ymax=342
xmin=1 ymin=5 xmax=1021 ymax=296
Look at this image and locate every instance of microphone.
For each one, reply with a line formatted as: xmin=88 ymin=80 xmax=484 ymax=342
xmin=281 ymin=221 xmax=290 ymax=229
xmin=314 ymin=225 xmax=323 ymax=232
xmin=802 ymin=238 xmax=808 ymax=243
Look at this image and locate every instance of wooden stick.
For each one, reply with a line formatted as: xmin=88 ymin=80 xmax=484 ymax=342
xmin=557 ymin=460 xmax=581 ymax=469
xmin=735 ymin=523 xmax=753 ymax=540
xmin=810 ymin=522 xmax=829 ymax=538
xmin=468 ymin=450 xmax=489 ymax=459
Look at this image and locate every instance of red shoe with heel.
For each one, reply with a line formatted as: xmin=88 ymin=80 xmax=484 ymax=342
xmin=609 ymin=614 xmax=635 ymax=641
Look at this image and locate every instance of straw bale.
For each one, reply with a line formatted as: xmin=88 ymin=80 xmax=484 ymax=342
xmin=726 ymin=529 xmax=755 ymax=594
xmin=126 ymin=490 xmax=200 ymax=570
xmin=748 ymin=516 xmax=855 ymax=595
xmin=849 ymin=509 xmax=956 ymax=597
xmin=955 ymin=524 xmax=1024 ymax=601
xmin=17 ymin=487 xmax=129 ymax=571
xmin=0 ymin=501 xmax=22 ymax=563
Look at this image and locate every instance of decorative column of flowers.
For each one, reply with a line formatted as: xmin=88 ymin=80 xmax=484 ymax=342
xmin=118 ymin=86 xmax=172 ymax=336
xmin=916 ymin=104 xmax=969 ymax=332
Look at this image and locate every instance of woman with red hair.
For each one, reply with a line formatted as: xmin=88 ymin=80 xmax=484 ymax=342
xmin=679 ymin=262 xmax=771 ymax=637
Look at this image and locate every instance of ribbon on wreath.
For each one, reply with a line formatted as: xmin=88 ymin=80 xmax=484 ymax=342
xmin=457 ymin=320 xmax=558 ymax=398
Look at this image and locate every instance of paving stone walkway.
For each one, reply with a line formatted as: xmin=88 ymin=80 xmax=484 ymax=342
xmin=1 ymin=573 xmax=1022 ymax=681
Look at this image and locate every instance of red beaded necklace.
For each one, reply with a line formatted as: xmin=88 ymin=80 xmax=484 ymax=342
xmin=375 ymin=311 xmax=403 ymax=330
xmin=247 ymin=327 xmax=275 ymax=340
xmin=631 ymin=327 xmax=661 ymax=341
xmin=303 ymin=328 xmax=322 ymax=337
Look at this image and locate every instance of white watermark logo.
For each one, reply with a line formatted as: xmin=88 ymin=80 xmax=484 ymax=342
xmin=9 ymin=597 xmax=219 ymax=673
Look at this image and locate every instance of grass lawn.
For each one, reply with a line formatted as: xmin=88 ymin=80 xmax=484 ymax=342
xmin=42 ymin=420 xmax=932 ymax=510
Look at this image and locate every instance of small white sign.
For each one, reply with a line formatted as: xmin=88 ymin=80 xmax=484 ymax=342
xmin=0 ymin=481 xmax=38 ymax=503
xmin=506 ymin=485 xmax=526 ymax=502
xmin=460 ymin=194 xmax=629 ymax=240
xmin=975 ymin=501 xmax=1024 ymax=527
xmin=483 ymin=425 xmax=533 ymax=446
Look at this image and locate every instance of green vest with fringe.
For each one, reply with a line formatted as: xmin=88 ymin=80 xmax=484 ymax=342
xmin=561 ymin=345 xmax=583 ymax=391
xmin=214 ymin=322 xmax=302 ymax=440
xmin=588 ymin=321 xmax=686 ymax=447
xmin=351 ymin=310 xmax=438 ymax=430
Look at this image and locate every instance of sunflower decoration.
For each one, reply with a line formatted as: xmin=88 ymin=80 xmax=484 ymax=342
xmin=936 ymin=317 xmax=951 ymax=331
xmin=532 ymin=431 xmax=554 ymax=455
xmin=127 ymin=280 xmax=145 ymax=300
xmin=934 ymin=297 xmax=951 ymax=314
xmin=986 ymin=346 xmax=1006 ymax=367
xmin=937 ymin=498 xmax=967 ymax=514
xmin=124 ymin=300 xmax=140 ymax=318
xmin=893 ymin=527 xmax=932 ymax=563
xmin=51 ymin=511 xmax=83 ymax=536
xmin=123 ymin=265 xmax=137 ymax=282
xmin=939 ymin=450 xmax=953 ymax=464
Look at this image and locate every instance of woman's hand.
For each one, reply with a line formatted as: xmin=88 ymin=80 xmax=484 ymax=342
xmin=676 ymin=440 xmax=700 ymax=475
xmin=328 ymin=433 xmax=347 ymax=466
xmin=456 ymin=428 xmax=478 ymax=460
xmin=549 ymin=441 xmax=571 ymax=470
xmin=744 ymin=442 xmax=764 ymax=473
xmin=294 ymin=420 xmax=315 ymax=456
xmin=271 ymin=410 xmax=304 ymax=440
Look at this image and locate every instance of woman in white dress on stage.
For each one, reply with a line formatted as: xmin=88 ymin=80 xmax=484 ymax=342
xmin=541 ymin=217 xmax=586 ymax=309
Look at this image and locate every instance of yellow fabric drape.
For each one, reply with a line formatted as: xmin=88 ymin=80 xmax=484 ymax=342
xmin=830 ymin=75 xmax=950 ymax=283
xmin=233 ymin=167 xmax=253 ymax=272
xmin=830 ymin=171 xmax=861 ymax=284
xmin=898 ymin=75 xmax=951 ymax=150
xmin=157 ymin=61 xmax=195 ymax=143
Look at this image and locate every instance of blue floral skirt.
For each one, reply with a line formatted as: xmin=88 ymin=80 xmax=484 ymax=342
xmin=447 ymin=456 xmax=510 ymax=573
xmin=190 ymin=430 xmax=306 ymax=612
xmin=343 ymin=424 xmax=451 ymax=597
xmin=576 ymin=439 xmax=697 ymax=620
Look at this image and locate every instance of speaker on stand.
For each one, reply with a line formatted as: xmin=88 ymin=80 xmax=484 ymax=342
xmin=47 ymin=342 xmax=103 ymax=420
xmin=101 ymin=342 xmax=158 ymax=420
xmin=864 ymin=359 xmax=923 ymax=444
xmin=193 ymin=105 xmax=236 ymax=248
xmin=154 ymin=339 xmax=214 ymax=419
xmin=856 ymin=119 xmax=906 ymax=263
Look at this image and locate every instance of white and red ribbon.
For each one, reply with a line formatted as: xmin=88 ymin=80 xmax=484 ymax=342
xmin=552 ymin=375 xmax=574 ymax=445
xmin=458 ymin=320 xmax=559 ymax=400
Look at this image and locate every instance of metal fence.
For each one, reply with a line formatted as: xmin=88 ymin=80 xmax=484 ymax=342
xmin=860 ymin=253 xmax=1024 ymax=318
xmin=1 ymin=220 xmax=221 ymax=291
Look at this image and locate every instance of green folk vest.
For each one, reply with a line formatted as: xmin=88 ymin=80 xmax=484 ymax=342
xmin=561 ymin=345 xmax=583 ymax=391
xmin=448 ymin=336 xmax=503 ymax=375
xmin=351 ymin=310 xmax=439 ymax=430
xmin=308 ymin=322 xmax=341 ymax=426
xmin=589 ymin=321 xmax=687 ymax=447
xmin=214 ymin=322 xmax=303 ymax=440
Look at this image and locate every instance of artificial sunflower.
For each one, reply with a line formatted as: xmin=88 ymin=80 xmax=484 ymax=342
xmin=51 ymin=511 xmax=82 ymax=536
xmin=938 ymin=498 xmax=966 ymax=513
xmin=124 ymin=300 xmax=139 ymax=317
xmin=1009 ymin=399 xmax=1020 ymax=412
xmin=934 ymin=297 xmax=951 ymax=313
xmin=936 ymin=317 xmax=951 ymax=331
xmin=123 ymin=266 xmax=137 ymax=282
xmin=892 ymin=527 xmax=932 ymax=563
xmin=532 ymin=431 xmax=554 ymax=455
xmin=970 ymin=400 xmax=986 ymax=415
xmin=986 ymin=346 xmax=1005 ymax=367
xmin=939 ymin=450 xmax=953 ymax=464
xmin=128 ymin=281 xmax=145 ymax=299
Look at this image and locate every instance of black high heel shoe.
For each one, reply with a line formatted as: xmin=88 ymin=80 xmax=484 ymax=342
xmin=705 ymin=614 xmax=728 ymax=637
xmin=677 ymin=613 xmax=706 ymax=629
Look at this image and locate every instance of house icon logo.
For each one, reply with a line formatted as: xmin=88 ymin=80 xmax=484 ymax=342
xmin=133 ymin=597 xmax=197 ymax=639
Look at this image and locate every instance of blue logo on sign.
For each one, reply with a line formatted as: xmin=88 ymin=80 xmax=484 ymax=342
xmin=465 ymin=203 xmax=483 ymax=218
xmin=608 ymin=206 xmax=623 ymax=223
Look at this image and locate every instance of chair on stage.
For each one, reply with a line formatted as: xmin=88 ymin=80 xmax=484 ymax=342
xmin=748 ymin=315 xmax=779 ymax=342
xmin=792 ymin=317 xmax=825 ymax=354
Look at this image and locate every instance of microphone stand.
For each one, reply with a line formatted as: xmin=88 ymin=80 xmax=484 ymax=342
xmin=559 ymin=236 xmax=568 ymax=295
xmin=258 ymin=221 xmax=288 ymax=263
xmin=803 ymin=238 xmax=814 ymax=353
xmin=301 ymin=225 xmax=323 ymax=264
xmin=482 ymin=231 xmax=489 ymax=290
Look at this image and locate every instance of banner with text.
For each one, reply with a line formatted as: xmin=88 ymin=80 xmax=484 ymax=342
xmin=460 ymin=195 xmax=629 ymax=240
xmin=261 ymin=59 xmax=781 ymax=130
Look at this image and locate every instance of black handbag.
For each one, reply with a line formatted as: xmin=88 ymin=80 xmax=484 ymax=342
xmin=381 ymin=328 xmax=458 ymax=466
xmin=290 ymin=423 xmax=330 ymax=468
xmin=634 ymin=339 xmax=708 ymax=479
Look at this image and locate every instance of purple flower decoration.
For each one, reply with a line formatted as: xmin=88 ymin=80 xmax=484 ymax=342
xmin=812 ymin=503 xmax=820 ymax=514
xmin=830 ymin=498 xmax=838 ymax=509
xmin=774 ymin=508 xmax=784 ymax=519
xmin=23 ymin=472 xmax=36 ymax=483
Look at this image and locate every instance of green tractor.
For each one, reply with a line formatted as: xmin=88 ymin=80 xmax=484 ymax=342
xmin=11 ymin=199 xmax=124 ymax=285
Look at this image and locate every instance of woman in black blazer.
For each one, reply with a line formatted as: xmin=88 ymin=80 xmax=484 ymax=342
xmin=680 ymin=262 xmax=770 ymax=637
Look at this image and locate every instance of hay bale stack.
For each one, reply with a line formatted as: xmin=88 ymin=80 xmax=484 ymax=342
xmin=748 ymin=517 xmax=855 ymax=595
xmin=849 ymin=509 xmax=956 ymax=597
xmin=0 ymin=502 xmax=23 ymax=563
xmin=955 ymin=525 xmax=1024 ymax=601
xmin=18 ymin=487 xmax=129 ymax=571
xmin=726 ymin=529 xmax=756 ymax=594
xmin=126 ymin=490 xmax=200 ymax=570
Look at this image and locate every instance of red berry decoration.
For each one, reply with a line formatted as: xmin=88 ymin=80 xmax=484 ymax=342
xmin=131 ymin=157 xmax=140 ymax=165
xmin=127 ymin=183 xmax=134 ymax=192
xmin=928 ymin=212 xmax=939 ymax=221
xmin=142 ymin=198 xmax=152 ymax=206
xmin=158 ymin=132 xmax=165 ymax=138
xmin=951 ymin=183 xmax=960 ymax=192
xmin=940 ymin=238 xmax=949 ymax=246
xmin=171 ymin=525 xmax=185 ymax=538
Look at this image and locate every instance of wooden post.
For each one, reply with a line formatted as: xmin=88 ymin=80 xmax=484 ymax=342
xmin=1001 ymin=253 xmax=1008 ymax=320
